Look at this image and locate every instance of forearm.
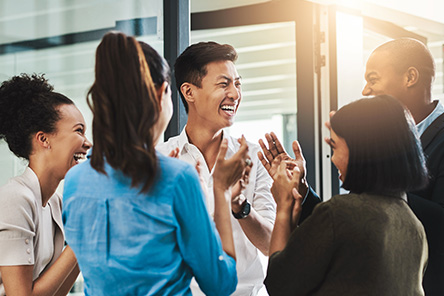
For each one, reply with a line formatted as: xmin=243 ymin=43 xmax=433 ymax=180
xmin=237 ymin=209 xmax=273 ymax=256
xmin=0 ymin=265 xmax=34 ymax=296
xmin=213 ymin=187 xmax=236 ymax=261
xmin=54 ymin=262 xmax=79 ymax=296
xmin=269 ymin=210 xmax=292 ymax=255
xmin=32 ymin=246 xmax=78 ymax=296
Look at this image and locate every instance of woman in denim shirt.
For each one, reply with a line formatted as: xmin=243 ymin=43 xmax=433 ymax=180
xmin=63 ymin=32 xmax=249 ymax=296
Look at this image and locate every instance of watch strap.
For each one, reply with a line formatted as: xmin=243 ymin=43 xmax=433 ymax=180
xmin=232 ymin=200 xmax=251 ymax=219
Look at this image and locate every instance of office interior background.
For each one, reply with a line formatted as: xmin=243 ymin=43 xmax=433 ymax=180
xmin=0 ymin=0 xmax=443 ymax=293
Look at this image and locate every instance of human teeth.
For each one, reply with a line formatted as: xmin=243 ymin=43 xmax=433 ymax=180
xmin=74 ymin=153 xmax=85 ymax=161
xmin=221 ymin=105 xmax=235 ymax=111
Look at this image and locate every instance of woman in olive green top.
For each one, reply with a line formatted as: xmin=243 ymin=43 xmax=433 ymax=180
xmin=264 ymin=95 xmax=428 ymax=296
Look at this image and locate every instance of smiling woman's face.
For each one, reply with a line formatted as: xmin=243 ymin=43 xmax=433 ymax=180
xmin=46 ymin=104 xmax=92 ymax=179
xmin=329 ymin=129 xmax=349 ymax=182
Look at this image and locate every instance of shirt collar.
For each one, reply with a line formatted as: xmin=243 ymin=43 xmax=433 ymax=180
xmin=23 ymin=167 xmax=43 ymax=208
xmin=416 ymin=100 xmax=444 ymax=136
xmin=178 ymin=126 xmax=236 ymax=155
xmin=177 ymin=126 xmax=190 ymax=152
xmin=224 ymin=131 xmax=239 ymax=157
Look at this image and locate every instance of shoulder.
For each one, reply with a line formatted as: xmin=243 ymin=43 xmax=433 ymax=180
xmin=326 ymin=192 xmax=412 ymax=223
xmin=0 ymin=174 xmax=39 ymax=223
xmin=422 ymin=112 xmax=444 ymax=148
xmin=0 ymin=173 xmax=38 ymax=210
xmin=65 ymin=159 xmax=90 ymax=181
xmin=317 ymin=193 xmax=370 ymax=217
xmin=156 ymin=154 xmax=203 ymax=203
xmin=157 ymin=153 xmax=199 ymax=183
xmin=327 ymin=192 xmax=387 ymax=209
xmin=63 ymin=160 xmax=102 ymax=199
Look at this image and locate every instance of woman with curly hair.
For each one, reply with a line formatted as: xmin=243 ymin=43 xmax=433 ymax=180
xmin=0 ymin=74 xmax=92 ymax=295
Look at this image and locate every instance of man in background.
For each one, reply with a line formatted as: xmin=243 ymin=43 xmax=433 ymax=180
xmin=362 ymin=38 xmax=444 ymax=295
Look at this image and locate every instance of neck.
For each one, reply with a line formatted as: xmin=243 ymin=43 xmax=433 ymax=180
xmin=405 ymin=92 xmax=435 ymax=124
xmin=185 ymin=122 xmax=224 ymax=171
xmin=29 ymin=158 xmax=61 ymax=207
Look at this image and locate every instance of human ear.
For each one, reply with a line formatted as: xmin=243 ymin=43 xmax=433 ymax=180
xmin=156 ymin=82 xmax=169 ymax=111
xmin=180 ymin=82 xmax=195 ymax=105
xmin=406 ymin=67 xmax=419 ymax=87
xmin=35 ymin=131 xmax=51 ymax=149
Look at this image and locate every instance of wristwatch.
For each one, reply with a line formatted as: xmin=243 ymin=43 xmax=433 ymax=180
xmin=232 ymin=200 xmax=251 ymax=219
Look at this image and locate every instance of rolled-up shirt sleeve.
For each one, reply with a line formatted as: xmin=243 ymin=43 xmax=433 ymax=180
xmin=173 ymin=165 xmax=237 ymax=296
xmin=0 ymin=187 xmax=36 ymax=266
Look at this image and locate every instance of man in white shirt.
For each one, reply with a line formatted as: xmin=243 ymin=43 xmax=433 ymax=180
xmin=362 ymin=38 xmax=444 ymax=296
xmin=157 ymin=41 xmax=275 ymax=295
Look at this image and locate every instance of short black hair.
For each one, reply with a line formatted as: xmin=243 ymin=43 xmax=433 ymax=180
xmin=174 ymin=41 xmax=238 ymax=113
xmin=0 ymin=73 xmax=74 ymax=160
xmin=330 ymin=95 xmax=428 ymax=194
xmin=374 ymin=38 xmax=435 ymax=96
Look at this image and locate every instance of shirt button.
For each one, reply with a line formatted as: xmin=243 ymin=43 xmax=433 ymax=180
xmin=25 ymin=239 xmax=29 ymax=244
xmin=218 ymin=255 xmax=224 ymax=261
xmin=26 ymin=248 xmax=31 ymax=254
xmin=28 ymin=258 xmax=32 ymax=263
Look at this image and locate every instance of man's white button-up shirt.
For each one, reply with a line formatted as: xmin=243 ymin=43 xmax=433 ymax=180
xmin=157 ymin=128 xmax=276 ymax=296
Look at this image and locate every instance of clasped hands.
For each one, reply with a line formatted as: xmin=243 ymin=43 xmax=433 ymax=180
xmin=258 ymin=132 xmax=306 ymax=228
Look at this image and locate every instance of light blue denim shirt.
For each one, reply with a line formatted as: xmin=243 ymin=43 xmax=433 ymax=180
xmin=63 ymin=153 xmax=237 ymax=296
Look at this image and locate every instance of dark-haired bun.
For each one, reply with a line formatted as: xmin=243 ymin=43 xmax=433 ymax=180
xmin=0 ymin=73 xmax=73 ymax=159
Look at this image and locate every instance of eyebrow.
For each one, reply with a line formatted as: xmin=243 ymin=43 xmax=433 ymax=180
xmin=74 ymin=123 xmax=85 ymax=129
xmin=216 ymin=75 xmax=242 ymax=81
xmin=365 ymin=71 xmax=378 ymax=80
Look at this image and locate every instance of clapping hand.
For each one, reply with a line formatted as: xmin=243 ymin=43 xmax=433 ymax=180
xmin=213 ymin=136 xmax=251 ymax=196
xmin=258 ymin=132 xmax=308 ymax=197
xmin=271 ymin=161 xmax=303 ymax=230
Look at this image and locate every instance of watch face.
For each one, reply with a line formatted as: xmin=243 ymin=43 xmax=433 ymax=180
xmin=242 ymin=201 xmax=251 ymax=216
xmin=232 ymin=200 xmax=251 ymax=219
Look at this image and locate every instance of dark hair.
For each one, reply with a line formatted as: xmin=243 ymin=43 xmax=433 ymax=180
xmin=139 ymin=41 xmax=171 ymax=87
xmin=87 ymin=32 xmax=169 ymax=193
xmin=0 ymin=73 xmax=74 ymax=160
xmin=174 ymin=41 xmax=238 ymax=112
xmin=330 ymin=95 xmax=428 ymax=194
xmin=374 ymin=38 xmax=435 ymax=96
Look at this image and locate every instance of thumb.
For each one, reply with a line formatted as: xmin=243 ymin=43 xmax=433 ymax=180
xmin=233 ymin=135 xmax=249 ymax=159
xmin=291 ymin=166 xmax=300 ymax=181
xmin=292 ymin=188 xmax=303 ymax=204
xmin=292 ymin=140 xmax=305 ymax=162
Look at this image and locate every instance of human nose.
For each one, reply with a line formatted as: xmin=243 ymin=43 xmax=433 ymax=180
xmin=83 ymin=137 xmax=92 ymax=150
xmin=227 ymin=83 xmax=241 ymax=101
xmin=362 ymin=83 xmax=371 ymax=96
